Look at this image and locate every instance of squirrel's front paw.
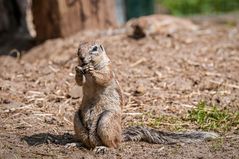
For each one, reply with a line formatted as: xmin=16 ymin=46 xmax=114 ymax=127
xmin=83 ymin=64 xmax=94 ymax=74
xmin=75 ymin=66 xmax=84 ymax=74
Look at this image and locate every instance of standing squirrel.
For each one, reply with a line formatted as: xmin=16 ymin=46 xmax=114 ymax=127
xmin=74 ymin=42 xmax=218 ymax=150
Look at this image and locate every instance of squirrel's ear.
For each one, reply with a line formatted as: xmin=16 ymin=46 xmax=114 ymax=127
xmin=99 ymin=44 xmax=105 ymax=52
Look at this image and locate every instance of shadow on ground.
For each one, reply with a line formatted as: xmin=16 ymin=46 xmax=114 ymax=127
xmin=0 ymin=32 xmax=36 ymax=57
xmin=21 ymin=133 xmax=78 ymax=146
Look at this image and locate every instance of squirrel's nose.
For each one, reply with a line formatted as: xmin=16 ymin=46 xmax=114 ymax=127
xmin=80 ymin=56 xmax=84 ymax=61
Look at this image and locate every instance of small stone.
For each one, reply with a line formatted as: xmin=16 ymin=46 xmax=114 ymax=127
xmin=44 ymin=116 xmax=56 ymax=124
xmin=3 ymin=99 xmax=11 ymax=104
xmin=134 ymin=85 xmax=145 ymax=96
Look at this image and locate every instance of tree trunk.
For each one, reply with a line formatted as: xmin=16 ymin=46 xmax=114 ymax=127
xmin=32 ymin=0 xmax=117 ymax=42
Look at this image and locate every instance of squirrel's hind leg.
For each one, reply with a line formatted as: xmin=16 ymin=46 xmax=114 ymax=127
xmin=73 ymin=110 xmax=91 ymax=148
xmin=97 ymin=110 xmax=122 ymax=148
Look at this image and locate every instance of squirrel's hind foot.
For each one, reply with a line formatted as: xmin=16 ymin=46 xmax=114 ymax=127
xmin=64 ymin=142 xmax=83 ymax=149
xmin=93 ymin=146 xmax=108 ymax=155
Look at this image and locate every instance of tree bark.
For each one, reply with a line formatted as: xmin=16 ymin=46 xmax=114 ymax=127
xmin=32 ymin=0 xmax=117 ymax=41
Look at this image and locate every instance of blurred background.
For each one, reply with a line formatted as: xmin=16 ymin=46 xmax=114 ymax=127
xmin=0 ymin=1 xmax=239 ymax=158
xmin=0 ymin=0 xmax=239 ymax=55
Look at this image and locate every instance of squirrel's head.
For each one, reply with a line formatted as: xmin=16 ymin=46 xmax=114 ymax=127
xmin=77 ymin=42 xmax=110 ymax=69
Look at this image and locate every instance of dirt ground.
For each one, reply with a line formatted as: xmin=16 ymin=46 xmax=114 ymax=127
xmin=0 ymin=15 xmax=239 ymax=159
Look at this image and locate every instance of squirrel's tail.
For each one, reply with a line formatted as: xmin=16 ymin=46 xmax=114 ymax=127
xmin=122 ymin=126 xmax=218 ymax=144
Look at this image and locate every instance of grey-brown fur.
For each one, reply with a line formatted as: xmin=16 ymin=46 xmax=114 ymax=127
xmin=74 ymin=42 xmax=122 ymax=149
xmin=74 ymin=42 xmax=218 ymax=149
xmin=122 ymin=126 xmax=218 ymax=144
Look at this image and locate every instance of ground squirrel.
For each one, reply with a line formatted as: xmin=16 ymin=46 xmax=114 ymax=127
xmin=74 ymin=42 xmax=218 ymax=150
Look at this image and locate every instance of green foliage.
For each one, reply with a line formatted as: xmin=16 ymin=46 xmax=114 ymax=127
xmin=188 ymin=101 xmax=239 ymax=132
xmin=128 ymin=112 xmax=189 ymax=131
xmin=147 ymin=115 xmax=187 ymax=131
xmin=157 ymin=0 xmax=239 ymax=15
xmin=128 ymin=101 xmax=238 ymax=133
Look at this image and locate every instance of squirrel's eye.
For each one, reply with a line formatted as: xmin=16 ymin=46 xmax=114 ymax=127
xmin=92 ymin=46 xmax=98 ymax=52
